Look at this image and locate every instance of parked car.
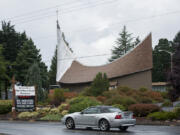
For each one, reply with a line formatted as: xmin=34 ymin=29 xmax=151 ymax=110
xmin=61 ymin=105 xmax=136 ymax=131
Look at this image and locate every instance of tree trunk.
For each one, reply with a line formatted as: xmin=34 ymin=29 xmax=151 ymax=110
xmin=5 ymin=80 xmax=8 ymax=99
xmin=0 ymin=82 xmax=1 ymax=99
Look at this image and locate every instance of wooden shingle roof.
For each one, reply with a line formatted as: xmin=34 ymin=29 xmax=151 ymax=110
xmin=59 ymin=33 xmax=152 ymax=84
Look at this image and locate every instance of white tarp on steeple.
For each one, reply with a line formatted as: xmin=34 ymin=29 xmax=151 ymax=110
xmin=56 ymin=21 xmax=74 ymax=82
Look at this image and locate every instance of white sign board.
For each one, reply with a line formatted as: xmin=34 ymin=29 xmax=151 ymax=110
xmin=15 ymin=85 xmax=35 ymax=96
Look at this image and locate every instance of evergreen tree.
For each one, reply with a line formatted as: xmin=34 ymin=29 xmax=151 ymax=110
xmin=90 ymin=72 xmax=109 ymax=96
xmin=168 ymin=31 xmax=180 ymax=101
xmin=25 ymin=62 xmax=44 ymax=101
xmin=0 ymin=21 xmax=28 ymax=99
xmin=133 ymin=36 xmax=141 ymax=48
xmin=173 ymin=31 xmax=180 ymax=45
xmin=14 ymin=40 xmax=42 ymax=84
xmin=39 ymin=62 xmax=48 ymax=90
xmin=169 ymin=43 xmax=180 ymax=101
xmin=0 ymin=45 xmax=8 ymax=98
xmin=152 ymin=39 xmax=173 ymax=82
xmin=0 ymin=21 xmax=48 ymax=98
xmin=48 ymin=46 xmax=57 ymax=85
xmin=0 ymin=45 xmax=7 ymax=80
xmin=109 ymin=26 xmax=139 ymax=62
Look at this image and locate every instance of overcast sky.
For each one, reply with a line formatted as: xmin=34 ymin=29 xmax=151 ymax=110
xmin=0 ymin=0 xmax=180 ymax=68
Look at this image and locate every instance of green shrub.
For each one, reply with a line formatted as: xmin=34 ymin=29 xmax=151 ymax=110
xmin=173 ymin=107 xmax=180 ymax=118
xmin=139 ymin=87 xmax=148 ymax=92
xmin=69 ymin=96 xmax=101 ymax=113
xmin=128 ymin=104 xmax=160 ymax=117
xmin=0 ymin=100 xmax=12 ymax=114
xmin=18 ymin=112 xmax=39 ymax=119
xmin=36 ymin=107 xmax=51 ymax=115
xmin=102 ymin=90 xmax=118 ymax=99
xmin=61 ymin=110 xmax=68 ymax=116
xmin=137 ymin=97 xmax=153 ymax=104
xmin=148 ymin=112 xmax=178 ymax=121
xmin=117 ymin=86 xmax=131 ymax=93
xmin=96 ymin=96 xmax=107 ymax=102
xmin=160 ymin=92 xmax=169 ymax=99
xmin=175 ymin=103 xmax=180 ymax=107
xmin=48 ymin=88 xmax=65 ymax=106
xmin=105 ymin=95 xmax=136 ymax=109
xmin=40 ymin=114 xmax=62 ymax=121
xmin=112 ymin=104 xmax=126 ymax=111
xmin=49 ymin=108 xmax=59 ymax=114
xmin=162 ymin=100 xmax=173 ymax=107
xmin=80 ymin=87 xmax=92 ymax=96
xmin=89 ymin=72 xmax=109 ymax=96
xmin=38 ymin=101 xmax=48 ymax=106
xmin=58 ymin=103 xmax=69 ymax=112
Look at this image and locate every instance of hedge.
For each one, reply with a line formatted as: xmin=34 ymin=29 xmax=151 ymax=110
xmin=0 ymin=100 xmax=12 ymax=114
xmin=68 ymin=96 xmax=101 ymax=113
xmin=148 ymin=112 xmax=178 ymax=121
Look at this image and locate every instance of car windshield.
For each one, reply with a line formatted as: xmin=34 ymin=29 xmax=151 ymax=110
xmin=108 ymin=107 xmax=121 ymax=112
xmin=100 ymin=107 xmax=121 ymax=113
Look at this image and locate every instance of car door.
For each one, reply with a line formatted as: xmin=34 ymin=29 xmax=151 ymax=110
xmin=77 ymin=107 xmax=99 ymax=126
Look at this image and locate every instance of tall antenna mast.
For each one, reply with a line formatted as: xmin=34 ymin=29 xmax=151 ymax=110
xmin=56 ymin=9 xmax=59 ymax=22
xmin=56 ymin=9 xmax=60 ymax=29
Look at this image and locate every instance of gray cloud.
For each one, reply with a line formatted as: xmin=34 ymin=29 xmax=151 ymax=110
xmin=0 ymin=0 xmax=180 ymax=68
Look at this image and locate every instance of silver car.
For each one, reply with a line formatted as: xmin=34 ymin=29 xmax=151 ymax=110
xmin=61 ymin=105 xmax=136 ymax=131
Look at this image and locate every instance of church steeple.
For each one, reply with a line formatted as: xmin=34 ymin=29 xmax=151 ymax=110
xmin=56 ymin=10 xmax=60 ymax=29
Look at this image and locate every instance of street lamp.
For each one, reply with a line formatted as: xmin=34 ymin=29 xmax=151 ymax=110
xmin=159 ymin=50 xmax=173 ymax=72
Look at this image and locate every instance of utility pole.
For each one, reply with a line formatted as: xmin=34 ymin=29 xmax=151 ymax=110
xmin=11 ymin=76 xmax=16 ymax=119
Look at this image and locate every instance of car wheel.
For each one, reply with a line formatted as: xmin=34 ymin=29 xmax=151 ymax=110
xmin=65 ymin=118 xmax=75 ymax=129
xmin=119 ymin=126 xmax=128 ymax=131
xmin=99 ymin=119 xmax=110 ymax=131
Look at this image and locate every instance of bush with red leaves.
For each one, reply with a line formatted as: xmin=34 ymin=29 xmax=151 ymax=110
xmin=128 ymin=104 xmax=160 ymax=117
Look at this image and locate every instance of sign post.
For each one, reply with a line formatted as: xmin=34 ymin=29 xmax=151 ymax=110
xmin=11 ymin=76 xmax=16 ymax=119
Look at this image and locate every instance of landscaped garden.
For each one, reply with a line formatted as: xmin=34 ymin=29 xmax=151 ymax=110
xmin=0 ymin=85 xmax=179 ymax=123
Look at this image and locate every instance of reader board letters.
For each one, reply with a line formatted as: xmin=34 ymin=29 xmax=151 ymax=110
xmin=15 ymin=85 xmax=35 ymax=112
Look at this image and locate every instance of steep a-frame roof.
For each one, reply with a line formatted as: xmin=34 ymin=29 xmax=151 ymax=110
xmin=59 ymin=33 xmax=152 ymax=84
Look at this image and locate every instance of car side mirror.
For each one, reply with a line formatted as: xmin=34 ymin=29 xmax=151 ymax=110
xmin=80 ymin=111 xmax=84 ymax=114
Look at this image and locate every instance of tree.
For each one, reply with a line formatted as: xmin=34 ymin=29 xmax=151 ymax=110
xmin=152 ymin=39 xmax=173 ymax=82
xmin=14 ymin=40 xmax=42 ymax=84
xmin=90 ymin=72 xmax=109 ymax=96
xmin=133 ymin=36 xmax=141 ymax=47
xmin=0 ymin=21 xmax=48 ymax=98
xmin=0 ymin=21 xmax=28 ymax=77
xmin=109 ymin=26 xmax=139 ymax=62
xmin=173 ymin=31 xmax=180 ymax=44
xmin=0 ymin=45 xmax=8 ymax=98
xmin=39 ymin=62 xmax=48 ymax=90
xmin=0 ymin=21 xmax=28 ymax=99
xmin=48 ymin=46 xmax=57 ymax=85
xmin=168 ymin=31 xmax=180 ymax=101
xmin=48 ymin=88 xmax=64 ymax=106
xmin=25 ymin=62 xmax=44 ymax=101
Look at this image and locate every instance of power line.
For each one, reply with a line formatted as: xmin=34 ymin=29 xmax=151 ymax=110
xmin=7 ymin=1 xmax=180 ymax=26
xmin=42 ymin=53 xmax=112 ymax=63
xmin=5 ymin=0 xmax=117 ymax=24
xmin=30 ymin=9 xmax=180 ymax=41
xmin=11 ymin=0 xmax=118 ymax=25
xmin=5 ymin=0 xmax=80 ymax=20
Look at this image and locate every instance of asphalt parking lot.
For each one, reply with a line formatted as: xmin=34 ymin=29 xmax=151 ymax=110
xmin=0 ymin=121 xmax=180 ymax=135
